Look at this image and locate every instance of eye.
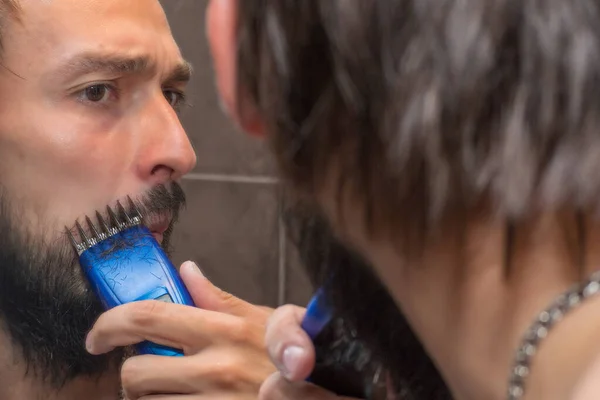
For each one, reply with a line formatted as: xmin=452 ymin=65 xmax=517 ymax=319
xmin=163 ymin=89 xmax=187 ymax=110
xmin=83 ymin=84 xmax=112 ymax=102
xmin=76 ymin=84 xmax=118 ymax=106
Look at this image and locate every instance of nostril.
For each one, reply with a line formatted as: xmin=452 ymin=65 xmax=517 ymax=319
xmin=151 ymin=164 xmax=174 ymax=178
xmin=150 ymin=164 xmax=174 ymax=175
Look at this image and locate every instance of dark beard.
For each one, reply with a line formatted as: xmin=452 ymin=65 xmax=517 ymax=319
xmin=284 ymin=205 xmax=452 ymax=400
xmin=0 ymin=182 xmax=186 ymax=391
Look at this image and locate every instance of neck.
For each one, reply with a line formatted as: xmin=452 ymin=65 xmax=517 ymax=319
xmin=0 ymin=330 xmax=122 ymax=400
xmin=366 ymin=210 xmax=600 ymax=400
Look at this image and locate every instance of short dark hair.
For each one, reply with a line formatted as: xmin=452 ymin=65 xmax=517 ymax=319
xmin=236 ymin=0 xmax=600 ymax=253
xmin=235 ymin=1 xmax=600 ymax=397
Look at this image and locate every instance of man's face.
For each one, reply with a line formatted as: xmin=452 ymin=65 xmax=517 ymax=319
xmin=0 ymin=0 xmax=196 ymax=231
xmin=0 ymin=0 xmax=196 ymax=389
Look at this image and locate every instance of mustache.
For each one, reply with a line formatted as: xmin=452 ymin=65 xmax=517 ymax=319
xmin=133 ymin=182 xmax=187 ymax=236
xmin=127 ymin=182 xmax=186 ymax=254
xmin=132 ymin=182 xmax=187 ymax=227
xmin=66 ymin=182 xmax=186 ymax=237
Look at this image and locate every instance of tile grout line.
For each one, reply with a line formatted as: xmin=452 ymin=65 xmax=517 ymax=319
xmin=278 ymin=205 xmax=287 ymax=306
xmin=184 ymin=173 xmax=279 ymax=185
xmin=184 ymin=171 xmax=284 ymax=305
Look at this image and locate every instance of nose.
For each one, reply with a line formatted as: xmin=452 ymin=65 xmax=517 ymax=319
xmin=135 ymin=92 xmax=197 ymax=185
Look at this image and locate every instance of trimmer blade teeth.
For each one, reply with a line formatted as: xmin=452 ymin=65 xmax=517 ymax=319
xmin=107 ymin=205 xmax=122 ymax=230
xmin=67 ymin=200 xmax=143 ymax=255
xmin=96 ymin=211 xmax=111 ymax=234
xmin=117 ymin=200 xmax=133 ymax=225
xmin=65 ymin=226 xmax=78 ymax=247
xmin=75 ymin=220 xmax=92 ymax=247
xmin=127 ymin=195 xmax=143 ymax=221
xmin=65 ymin=226 xmax=84 ymax=255
xmin=66 ymin=200 xmax=145 ymax=256
xmin=86 ymin=216 xmax=101 ymax=239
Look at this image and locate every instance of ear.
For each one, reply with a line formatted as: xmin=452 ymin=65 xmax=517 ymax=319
xmin=206 ymin=0 xmax=266 ymax=138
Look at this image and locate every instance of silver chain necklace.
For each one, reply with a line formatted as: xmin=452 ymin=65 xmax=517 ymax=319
xmin=507 ymin=270 xmax=600 ymax=399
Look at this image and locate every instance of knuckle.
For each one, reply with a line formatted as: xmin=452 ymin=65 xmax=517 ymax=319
xmin=258 ymin=373 xmax=281 ymax=400
xmin=89 ymin=313 xmax=109 ymax=335
xmin=120 ymin=357 xmax=142 ymax=389
xmin=228 ymin=319 xmax=260 ymax=345
xmin=214 ymin=363 xmax=241 ymax=388
xmin=258 ymin=384 xmax=271 ymax=400
xmin=220 ymin=290 xmax=252 ymax=316
xmin=195 ymin=354 xmax=244 ymax=388
xmin=219 ymin=288 xmax=236 ymax=304
xmin=128 ymin=301 xmax=164 ymax=327
xmin=266 ymin=310 xmax=295 ymax=342
xmin=258 ymin=305 xmax=275 ymax=314
xmin=267 ymin=305 xmax=297 ymax=328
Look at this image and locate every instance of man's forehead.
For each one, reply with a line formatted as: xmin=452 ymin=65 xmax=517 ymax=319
xmin=3 ymin=0 xmax=186 ymax=80
xmin=10 ymin=0 xmax=173 ymax=40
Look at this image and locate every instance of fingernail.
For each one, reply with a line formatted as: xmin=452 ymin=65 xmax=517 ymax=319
xmin=182 ymin=261 xmax=204 ymax=277
xmin=281 ymin=346 xmax=306 ymax=379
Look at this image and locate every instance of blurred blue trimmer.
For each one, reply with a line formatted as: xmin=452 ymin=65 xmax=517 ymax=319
xmin=300 ymin=287 xmax=370 ymax=398
xmin=301 ymin=287 xmax=333 ymax=341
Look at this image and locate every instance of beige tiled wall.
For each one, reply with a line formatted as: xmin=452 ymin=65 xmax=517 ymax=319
xmin=161 ymin=0 xmax=313 ymax=308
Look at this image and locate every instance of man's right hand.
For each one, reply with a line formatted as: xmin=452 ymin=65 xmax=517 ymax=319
xmin=259 ymin=305 xmax=363 ymax=400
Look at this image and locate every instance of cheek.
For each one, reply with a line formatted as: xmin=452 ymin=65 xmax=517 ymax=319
xmin=0 ymin=107 xmax=133 ymax=228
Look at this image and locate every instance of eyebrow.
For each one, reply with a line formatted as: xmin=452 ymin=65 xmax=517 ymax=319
xmin=52 ymin=52 xmax=192 ymax=85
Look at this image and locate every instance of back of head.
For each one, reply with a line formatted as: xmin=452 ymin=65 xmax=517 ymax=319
xmin=235 ymin=0 xmax=600 ymax=398
xmin=237 ymin=0 xmax=600 ymax=249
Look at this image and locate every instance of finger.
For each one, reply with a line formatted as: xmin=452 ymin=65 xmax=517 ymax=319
xmin=136 ymin=395 xmax=251 ymax=400
xmin=184 ymin=344 xmax=277 ymax=393
xmin=122 ymin=348 xmax=274 ymax=399
xmin=265 ymin=305 xmax=315 ymax=381
xmin=258 ymin=305 xmax=276 ymax=313
xmin=259 ymin=372 xmax=360 ymax=400
xmin=180 ymin=261 xmax=268 ymax=320
xmin=137 ymin=396 xmax=198 ymax=400
xmin=138 ymin=397 xmax=254 ymax=400
xmin=86 ymin=301 xmax=256 ymax=355
xmin=121 ymin=355 xmax=196 ymax=399
xmin=138 ymin=396 xmax=255 ymax=400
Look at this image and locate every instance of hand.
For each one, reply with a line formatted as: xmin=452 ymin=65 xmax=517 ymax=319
xmin=85 ymin=261 xmax=276 ymax=400
xmin=259 ymin=305 xmax=363 ymax=400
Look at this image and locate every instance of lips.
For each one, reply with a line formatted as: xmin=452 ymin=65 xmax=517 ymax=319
xmin=152 ymin=232 xmax=164 ymax=243
xmin=143 ymin=213 xmax=172 ymax=244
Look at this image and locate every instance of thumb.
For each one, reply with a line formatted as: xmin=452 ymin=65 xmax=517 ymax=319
xmin=179 ymin=261 xmax=258 ymax=318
